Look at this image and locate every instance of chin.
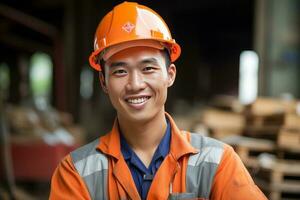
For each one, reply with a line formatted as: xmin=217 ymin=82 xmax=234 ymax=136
xmin=126 ymin=112 xmax=153 ymax=122
xmin=119 ymin=109 xmax=160 ymax=123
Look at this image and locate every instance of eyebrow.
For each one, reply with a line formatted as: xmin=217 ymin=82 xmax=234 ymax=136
xmin=108 ymin=61 xmax=128 ymax=68
xmin=140 ymin=58 xmax=159 ymax=65
xmin=108 ymin=57 xmax=159 ymax=69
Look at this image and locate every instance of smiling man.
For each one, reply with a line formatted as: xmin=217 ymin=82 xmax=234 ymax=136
xmin=50 ymin=2 xmax=268 ymax=200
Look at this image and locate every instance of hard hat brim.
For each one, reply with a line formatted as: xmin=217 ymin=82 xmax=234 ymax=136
xmin=89 ymin=39 xmax=181 ymax=71
xmin=101 ymin=40 xmax=165 ymax=61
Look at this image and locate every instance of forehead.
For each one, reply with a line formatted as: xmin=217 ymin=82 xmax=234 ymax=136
xmin=105 ymin=46 xmax=165 ymax=67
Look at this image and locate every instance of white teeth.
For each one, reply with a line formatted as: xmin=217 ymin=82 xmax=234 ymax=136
xmin=127 ymin=97 xmax=149 ymax=104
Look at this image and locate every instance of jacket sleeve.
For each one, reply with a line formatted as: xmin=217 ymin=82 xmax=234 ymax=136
xmin=210 ymin=144 xmax=268 ymax=200
xmin=49 ymin=154 xmax=91 ymax=200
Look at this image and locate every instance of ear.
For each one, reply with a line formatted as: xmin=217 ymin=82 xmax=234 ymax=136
xmin=99 ymin=72 xmax=108 ymax=93
xmin=167 ymin=64 xmax=176 ymax=87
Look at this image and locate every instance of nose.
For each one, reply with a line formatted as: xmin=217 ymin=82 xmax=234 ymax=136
xmin=125 ymin=71 xmax=146 ymax=92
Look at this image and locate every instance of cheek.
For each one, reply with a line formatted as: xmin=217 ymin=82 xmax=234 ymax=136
xmin=146 ymin=75 xmax=169 ymax=98
xmin=147 ymin=73 xmax=170 ymax=88
xmin=107 ymin=80 xmax=123 ymax=101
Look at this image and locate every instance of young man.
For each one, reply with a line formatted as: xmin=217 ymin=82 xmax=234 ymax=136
xmin=50 ymin=2 xmax=268 ymax=200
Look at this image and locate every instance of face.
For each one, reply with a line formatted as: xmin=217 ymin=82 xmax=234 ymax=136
xmin=100 ymin=46 xmax=176 ymax=123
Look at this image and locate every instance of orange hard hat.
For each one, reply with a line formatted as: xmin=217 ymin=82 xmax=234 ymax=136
xmin=89 ymin=1 xmax=181 ymax=71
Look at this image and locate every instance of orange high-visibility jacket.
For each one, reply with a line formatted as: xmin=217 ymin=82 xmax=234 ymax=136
xmin=50 ymin=114 xmax=267 ymax=200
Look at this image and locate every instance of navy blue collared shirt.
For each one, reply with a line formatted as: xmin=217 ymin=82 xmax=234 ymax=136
xmin=120 ymin=120 xmax=171 ymax=200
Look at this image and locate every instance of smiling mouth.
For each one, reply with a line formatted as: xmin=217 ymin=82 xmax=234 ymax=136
xmin=126 ymin=96 xmax=151 ymax=104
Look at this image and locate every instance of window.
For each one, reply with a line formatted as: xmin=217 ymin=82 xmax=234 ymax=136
xmin=80 ymin=66 xmax=94 ymax=99
xmin=239 ymin=51 xmax=259 ymax=105
xmin=29 ymin=52 xmax=53 ymax=109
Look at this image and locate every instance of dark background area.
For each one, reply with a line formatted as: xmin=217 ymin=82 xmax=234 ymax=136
xmin=0 ymin=0 xmax=254 ymax=117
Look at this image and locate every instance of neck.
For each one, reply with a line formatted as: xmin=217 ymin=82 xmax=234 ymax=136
xmin=117 ymin=110 xmax=167 ymax=152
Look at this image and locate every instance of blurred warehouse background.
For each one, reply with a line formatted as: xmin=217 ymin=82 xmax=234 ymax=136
xmin=0 ymin=0 xmax=300 ymax=199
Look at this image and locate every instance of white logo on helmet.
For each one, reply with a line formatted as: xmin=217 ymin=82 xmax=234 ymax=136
xmin=122 ymin=22 xmax=135 ymax=33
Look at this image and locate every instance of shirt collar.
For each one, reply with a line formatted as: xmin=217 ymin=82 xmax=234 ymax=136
xmin=155 ymin=119 xmax=171 ymax=159
xmin=120 ymin=133 xmax=133 ymax=161
xmin=120 ymin=119 xmax=171 ymax=162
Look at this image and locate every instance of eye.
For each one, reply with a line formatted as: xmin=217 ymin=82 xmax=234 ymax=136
xmin=112 ymin=69 xmax=127 ymax=76
xmin=143 ymin=66 xmax=156 ymax=72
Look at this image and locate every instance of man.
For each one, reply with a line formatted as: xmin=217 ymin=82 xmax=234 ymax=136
xmin=50 ymin=2 xmax=268 ymax=200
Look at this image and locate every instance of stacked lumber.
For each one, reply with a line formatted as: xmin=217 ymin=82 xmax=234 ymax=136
xmin=244 ymin=98 xmax=298 ymax=141
xmin=255 ymin=159 xmax=300 ymax=200
xmin=222 ymin=135 xmax=276 ymax=168
xmin=201 ymin=109 xmax=245 ymax=139
xmin=278 ymin=129 xmax=300 ymax=152
xmin=199 ymin=96 xmax=300 ymax=200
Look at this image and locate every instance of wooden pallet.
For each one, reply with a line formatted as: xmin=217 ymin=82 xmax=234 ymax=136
xmin=209 ymin=95 xmax=245 ymax=113
xmin=283 ymin=114 xmax=300 ymax=130
xmin=244 ymin=114 xmax=300 ymax=140
xmin=244 ymin=124 xmax=281 ymax=142
xmin=277 ymin=129 xmax=300 ymax=152
xmin=249 ymin=97 xmax=297 ymax=116
xmin=202 ymin=108 xmax=245 ymax=130
xmin=246 ymin=113 xmax=285 ymax=127
xmin=255 ymin=160 xmax=300 ymax=200
xmin=221 ymin=136 xmax=276 ymax=168
xmin=209 ymin=128 xmax=243 ymax=140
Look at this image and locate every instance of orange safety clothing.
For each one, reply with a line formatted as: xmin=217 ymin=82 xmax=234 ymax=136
xmin=50 ymin=114 xmax=268 ymax=200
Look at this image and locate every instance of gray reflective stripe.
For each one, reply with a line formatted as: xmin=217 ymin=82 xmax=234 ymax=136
xmin=83 ymin=170 xmax=108 ymax=200
xmin=70 ymin=138 xmax=108 ymax=200
xmin=71 ymin=138 xmax=100 ymax=163
xmin=188 ymin=146 xmax=223 ymax=166
xmin=186 ymin=133 xmax=224 ymax=198
xmin=74 ymin=153 xmax=108 ymax=177
xmin=168 ymin=192 xmax=197 ymax=200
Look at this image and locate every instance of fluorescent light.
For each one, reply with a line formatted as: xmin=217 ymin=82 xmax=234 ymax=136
xmin=239 ymin=51 xmax=259 ymax=105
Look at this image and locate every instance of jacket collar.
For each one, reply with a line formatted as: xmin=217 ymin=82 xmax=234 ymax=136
xmin=166 ymin=113 xmax=198 ymax=159
xmin=98 ymin=118 xmax=122 ymax=159
xmin=97 ymin=113 xmax=198 ymax=160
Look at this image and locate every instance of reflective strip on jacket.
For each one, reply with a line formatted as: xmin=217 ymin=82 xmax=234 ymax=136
xmin=50 ymin=113 xmax=267 ymax=200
